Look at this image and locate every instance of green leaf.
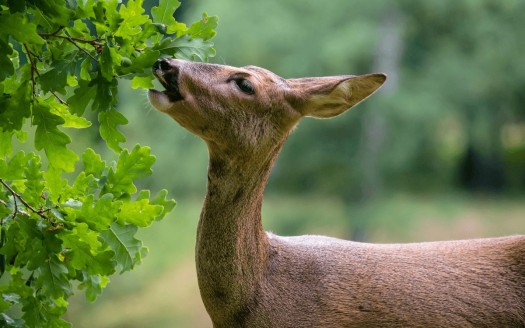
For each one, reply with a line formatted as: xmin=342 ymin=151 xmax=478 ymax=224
xmin=71 ymin=171 xmax=99 ymax=198
xmin=66 ymin=19 xmax=91 ymax=39
xmin=131 ymin=75 xmax=154 ymax=89
xmin=0 ymin=39 xmax=15 ymax=81
xmin=67 ymin=79 xmax=96 ymax=116
xmin=187 ymin=12 xmax=218 ymax=41
xmin=62 ymin=73 xmax=117 ymax=116
xmin=82 ymin=148 xmax=106 ymax=178
xmin=99 ymin=46 xmax=114 ymax=81
xmin=23 ymin=154 xmax=45 ymax=206
xmin=0 ymin=13 xmax=45 ymax=45
xmin=35 ymin=256 xmax=71 ymax=299
xmin=151 ymin=0 xmax=180 ymax=26
xmin=116 ymin=199 xmax=163 ymax=227
xmin=71 ymin=194 xmax=120 ymax=230
xmin=92 ymin=0 xmax=122 ymax=34
xmin=115 ymin=0 xmax=149 ymax=37
xmin=91 ymin=73 xmax=119 ymax=112
xmin=60 ymin=223 xmax=115 ymax=275
xmin=80 ymin=58 xmax=93 ymax=80
xmin=0 ymin=130 xmax=13 ymax=157
xmin=149 ymin=189 xmax=176 ymax=221
xmin=64 ymin=223 xmax=100 ymax=252
xmin=153 ymin=36 xmax=216 ymax=62
xmin=100 ymin=223 xmax=143 ymax=273
xmin=4 ymin=272 xmax=34 ymax=326
xmin=20 ymin=295 xmax=43 ymax=328
xmin=29 ymin=7 xmax=54 ymax=32
xmin=98 ymin=109 xmax=128 ymax=153
xmin=39 ymin=59 xmax=75 ymax=94
xmin=33 ymin=101 xmax=79 ymax=172
xmin=1 ymin=293 xmax=21 ymax=307
xmin=67 ymin=75 xmax=78 ymax=87
xmin=44 ymin=167 xmax=69 ymax=203
xmin=2 ymin=216 xmax=61 ymax=272
xmin=34 ymin=298 xmax=70 ymax=328
xmin=106 ymin=145 xmax=155 ymax=195
xmin=31 ymin=0 xmax=74 ymax=26
xmin=117 ymin=48 xmax=160 ymax=77
xmin=0 ymin=150 xmax=27 ymax=180
xmin=0 ymin=222 xmax=22 ymax=268
xmin=151 ymin=0 xmax=186 ymax=34
xmin=0 ymin=312 xmax=22 ymax=327
xmin=47 ymin=97 xmax=91 ymax=129
xmin=14 ymin=130 xmax=27 ymax=143
xmin=78 ymin=273 xmax=109 ymax=302
xmin=0 ymin=80 xmax=32 ymax=132
xmin=76 ymin=0 xmax=96 ymax=19
xmin=6 ymin=0 xmax=26 ymax=13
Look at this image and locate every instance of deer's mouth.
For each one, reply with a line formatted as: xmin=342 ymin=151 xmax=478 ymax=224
xmin=148 ymin=71 xmax=183 ymax=112
xmin=152 ymin=69 xmax=184 ymax=103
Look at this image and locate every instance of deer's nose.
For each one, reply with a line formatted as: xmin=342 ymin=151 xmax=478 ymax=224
xmin=153 ymin=58 xmax=174 ymax=72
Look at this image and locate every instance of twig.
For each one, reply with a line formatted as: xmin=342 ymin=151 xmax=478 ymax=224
xmin=65 ymin=34 xmax=99 ymax=61
xmin=50 ymin=27 xmax=64 ymax=36
xmin=39 ymin=31 xmax=101 ymax=63
xmin=23 ymin=43 xmax=68 ymax=105
xmin=38 ymin=33 xmax=103 ymax=48
xmin=67 ymin=38 xmax=98 ymax=62
xmin=23 ymin=43 xmax=38 ymax=98
xmin=49 ymin=90 xmax=68 ymax=105
xmin=0 ymin=178 xmax=48 ymax=221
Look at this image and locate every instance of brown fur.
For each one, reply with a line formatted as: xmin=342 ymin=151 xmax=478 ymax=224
xmin=148 ymin=58 xmax=525 ymax=328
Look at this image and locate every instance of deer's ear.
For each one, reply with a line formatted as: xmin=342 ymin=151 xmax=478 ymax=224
xmin=291 ymin=73 xmax=386 ymax=119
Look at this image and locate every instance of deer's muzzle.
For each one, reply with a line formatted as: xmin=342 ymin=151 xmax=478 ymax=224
xmin=152 ymin=58 xmax=184 ymax=102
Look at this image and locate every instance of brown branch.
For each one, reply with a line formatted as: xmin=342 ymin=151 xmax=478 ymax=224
xmin=1 ymin=179 xmax=18 ymax=220
xmin=0 ymin=178 xmax=48 ymax=221
xmin=39 ymin=31 xmax=101 ymax=63
xmin=65 ymin=35 xmax=99 ymax=61
xmin=39 ymin=33 xmax=104 ymax=55
xmin=23 ymin=43 xmax=38 ymax=98
xmin=38 ymin=33 xmax=103 ymax=48
xmin=50 ymin=27 xmax=65 ymax=36
xmin=50 ymin=91 xmax=68 ymax=105
xmin=23 ymin=43 xmax=68 ymax=105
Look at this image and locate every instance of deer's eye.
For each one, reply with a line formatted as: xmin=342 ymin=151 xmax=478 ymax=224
xmin=235 ymin=78 xmax=255 ymax=95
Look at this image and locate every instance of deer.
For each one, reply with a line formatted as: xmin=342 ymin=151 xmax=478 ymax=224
xmin=147 ymin=58 xmax=525 ymax=328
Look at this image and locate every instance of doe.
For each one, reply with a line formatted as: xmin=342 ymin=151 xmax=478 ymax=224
xmin=148 ymin=58 xmax=525 ymax=328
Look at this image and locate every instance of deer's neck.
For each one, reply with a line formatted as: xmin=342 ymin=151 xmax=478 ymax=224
xmin=196 ymin=145 xmax=280 ymax=321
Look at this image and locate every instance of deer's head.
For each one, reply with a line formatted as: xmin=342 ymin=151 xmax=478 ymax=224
xmin=148 ymin=59 xmax=386 ymax=159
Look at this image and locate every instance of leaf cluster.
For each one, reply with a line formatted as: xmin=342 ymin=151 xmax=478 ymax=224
xmin=0 ymin=0 xmax=217 ymax=326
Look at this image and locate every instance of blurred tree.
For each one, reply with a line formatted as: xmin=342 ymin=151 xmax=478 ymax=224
xmin=400 ymin=1 xmax=525 ymax=192
xmin=186 ymin=0 xmax=525 ymax=192
xmin=176 ymin=0 xmax=525 ymax=238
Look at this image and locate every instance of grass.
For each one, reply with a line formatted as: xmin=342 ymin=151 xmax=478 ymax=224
xmin=66 ymin=193 xmax=525 ymax=327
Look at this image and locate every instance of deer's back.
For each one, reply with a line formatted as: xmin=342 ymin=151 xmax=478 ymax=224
xmin=234 ymin=234 xmax=525 ymax=328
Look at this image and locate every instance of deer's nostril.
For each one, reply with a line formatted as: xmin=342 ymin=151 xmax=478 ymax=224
xmin=153 ymin=59 xmax=172 ymax=72
xmin=159 ymin=59 xmax=172 ymax=72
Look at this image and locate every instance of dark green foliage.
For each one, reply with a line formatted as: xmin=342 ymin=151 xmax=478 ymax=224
xmin=0 ymin=0 xmax=217 ymax=326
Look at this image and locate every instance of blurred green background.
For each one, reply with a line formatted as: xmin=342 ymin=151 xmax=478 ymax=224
xmin=67 ymin=0 xmax=525 ymax=326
